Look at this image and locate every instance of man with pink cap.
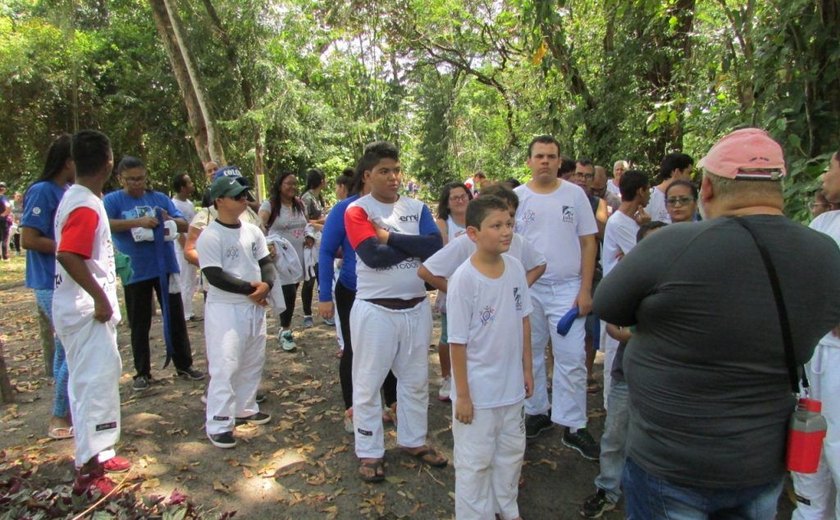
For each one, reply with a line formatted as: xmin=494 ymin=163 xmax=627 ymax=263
xmin=594 ymin=128 xmax=840 ymax=519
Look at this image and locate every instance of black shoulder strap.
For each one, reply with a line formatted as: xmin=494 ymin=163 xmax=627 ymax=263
xmin=733 ymin=217 xmax=805 ymax=394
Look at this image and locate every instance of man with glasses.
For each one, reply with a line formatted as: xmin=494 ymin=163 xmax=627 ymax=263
xmin=594 ymin=128 xmax=840 ymax=519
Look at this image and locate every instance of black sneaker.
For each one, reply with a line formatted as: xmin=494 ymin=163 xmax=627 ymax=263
xmin=563 ymin=427 xmax=600 ymax=461
xmin=176 ymin=367 xmax=206 ymax=381
xmin=207 ymin=431 xmax=236 ymax=449
xmin=580 ymin=489 xmax=616 ymax=518
xmin=132 ymin=376 xmax=150 ymax=392
xmin=525 ymin=413 xmax=553 ymax=439
xmin=235 ymin=412 xmax=271 ymax=426
xmin=255 ymin=393 xmax=267 ymax=404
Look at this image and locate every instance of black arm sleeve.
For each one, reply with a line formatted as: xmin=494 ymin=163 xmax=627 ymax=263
xmin=387 ymin=232 xmax=443 ymax=261
xmin=355 ymin=237 xmax=412 ymax=268
xmin=202 ymin=266 xmax=254 ymax=295
xmin=259 ymin=256 xmax=275 ymax=290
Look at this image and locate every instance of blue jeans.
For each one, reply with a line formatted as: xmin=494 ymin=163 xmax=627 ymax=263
xmin=34 ymin=289 xmax=69 ymax=418
xmin=623 ymin=457 xmax=784 ymax=520
xmin=594 ymin=380 xmax=628 ymax=503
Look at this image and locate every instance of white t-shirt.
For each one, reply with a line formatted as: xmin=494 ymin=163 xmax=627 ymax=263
xmin=446 ymin=216 xmax=466 ymax=242
xmin=645 ymin=187 xmax=671 ymax=223
xmin=196 ymin=220 xmax=269 ymax=305
xmin=423 ymin=233 xmax=546 ymax=280
xmin=260 ymin=200 xmax=307 ymax=271
xmin=810 ymin=210 xmax=840 ymax=349
xmin=447 ymin=254 xmax=533 ymax=409
xmin=514 ymin=181 xmax=598 ymax=284
xmin=606 ymin=180 xmax=622 ymax=199
xmin=601 ymin=211 xmax=639 ymax=277
xmin=171 ymin=197 xmax=196 ymax=224
xmin=53 ymin=185 xmax=121 ymax=332
xmin=348 ymin=195 xmax=429 ymax=300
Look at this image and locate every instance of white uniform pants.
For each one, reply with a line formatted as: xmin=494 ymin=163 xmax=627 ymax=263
xmin=58 ymin=318 xmax=121 ymax=468
xmin=175 ymin=242 xmax=198 ymax=319
xmin=599 ymin=322 xmax=620 ymax=412
xmin=453 ymin=401 xmax=525 ymax=520
xmin=351 ymin=299 xmax=431 ymax=458
xmin=525 ymin=281 xmax=587 ymax=429
xmin=792 ymin=343 xmax=840 ymax=520
xmin=205 ymin=302 xmax=266 ymax=435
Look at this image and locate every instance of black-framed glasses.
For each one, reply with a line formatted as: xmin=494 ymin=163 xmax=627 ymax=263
xmin=666 ymin=196 xmax=695 ymax=207
xmin=449 ymin=194 xmax=469 ymax=202
xmin=572 ymin=171 xmax=594 ymax=180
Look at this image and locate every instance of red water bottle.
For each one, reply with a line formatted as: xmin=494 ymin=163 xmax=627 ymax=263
xmin=786 ymin=397 xmax=827 ymax=473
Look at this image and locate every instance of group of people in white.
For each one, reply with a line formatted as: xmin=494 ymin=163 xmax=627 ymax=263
xmin=16 ymin=126 xmax=840 ymax=520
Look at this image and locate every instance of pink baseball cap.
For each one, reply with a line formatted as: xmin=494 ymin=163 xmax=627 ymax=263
xmin=697 ymin=128 xmax=786 ymax=180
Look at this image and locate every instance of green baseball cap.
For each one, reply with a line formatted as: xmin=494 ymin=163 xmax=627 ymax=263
xmin=209 ymin=176 xmax=249 ymax=200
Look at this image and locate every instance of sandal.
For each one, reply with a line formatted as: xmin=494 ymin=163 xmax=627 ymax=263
xmin=48 ymin=426 xmax=74 ymax=440
xmin=358 ymin=458 xmax=385 ymax=483
xmin=402 ymin=445 xmax=448 ymax=468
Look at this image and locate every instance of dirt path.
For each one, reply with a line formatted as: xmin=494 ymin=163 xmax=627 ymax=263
xmin=0 ymin=257 xmax=795 ymax=519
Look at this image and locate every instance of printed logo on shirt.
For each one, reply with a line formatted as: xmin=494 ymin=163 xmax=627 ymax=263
xmin=513 ymin=287 xmax=523 ymax=311
xmin=479 ymin=305 xmax=496 ymax=326
xmin=225 ymin=245 xmax=240 ymax=260
xmin=373 ymin=259 xmax=420 ymax=272
xmin=121 ymin=205 xmax=155 ymax=220
xmin=562 ymin=206 xmax=575 ymax=224
xmin=32 ymin=206 xmax=42 ymax=216
xmin=95 ymin=421 xmax=117 ymax=432
xmin=520 ymin=209 xmax=536 ymax=225
xmin=54 ymin=273 xmax=63 ymax=288
xmin=398 ymin=213 xmax=419 ymax=222
xmin=357 ymin=428 xmax=373 ymax=436
xmin=251 ymin=241 xmax=257 ymax=258
xmin=213 ymin=415 xmax=230 ymax=422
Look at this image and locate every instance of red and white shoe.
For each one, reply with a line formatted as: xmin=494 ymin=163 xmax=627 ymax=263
xmin=72 ymin=465 xmax=116 ymax=496
xmin=102 ymin=456 xmax=132 ymax=473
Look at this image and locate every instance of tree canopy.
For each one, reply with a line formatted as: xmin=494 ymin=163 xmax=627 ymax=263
xmin=1 ymin=0 xmax=837 ymax=220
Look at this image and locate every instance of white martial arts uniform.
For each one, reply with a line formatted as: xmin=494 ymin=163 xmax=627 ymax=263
xmin=447 ymin=255 xmax=532 ymax=520
xmin=793 ymin=210 xmax=840 ymax=519
xmin=514 ymin=181 xmax=598 ymax=428
xmin=53 ymin=184 xmax=122 ymax=468
xmin=346 ymin=195 xmax=435 ymax=459
xmin=197 ymin=220 xmax=269 ymax=435
xmin=599 ymin=210 xmax=639 ymax=407
xmin=172 ymin=197 xmax=198 ymax=319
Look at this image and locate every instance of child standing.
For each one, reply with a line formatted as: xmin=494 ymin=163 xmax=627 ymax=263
xmin=197 ymin=176 xmax=275 ymax=448
xmin=447 ymin=196 xmax=534 ymax=520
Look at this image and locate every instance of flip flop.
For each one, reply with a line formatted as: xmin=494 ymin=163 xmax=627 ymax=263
xmin=48 ymin=426 xmax=74 ymax=440
xmin=402 ymin=446 xmax=448 ymax=468
xmin=358 ymin=459 xmax=385 ymax=483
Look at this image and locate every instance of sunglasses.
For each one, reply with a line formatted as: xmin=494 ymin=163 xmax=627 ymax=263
xmin=666 ymin=196 xmax=695 ymax=207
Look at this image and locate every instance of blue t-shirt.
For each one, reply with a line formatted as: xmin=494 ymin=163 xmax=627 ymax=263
xmin=103 ymin=190 xmax=183 ymax=285
xmin=318 ymin=194 xmax=359 ymax=300
xmin=22 ymin=181 xmax=67 ymax=290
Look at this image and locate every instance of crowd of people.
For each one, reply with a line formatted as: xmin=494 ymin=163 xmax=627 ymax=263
xmin=8 ymin=126 xmax=840 ymax=520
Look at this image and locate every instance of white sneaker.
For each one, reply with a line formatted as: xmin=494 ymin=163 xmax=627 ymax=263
xmin=280 ymin=330 xmax=297 ymax=352
xmin=438 ymin=376 xmax=452 ymax=401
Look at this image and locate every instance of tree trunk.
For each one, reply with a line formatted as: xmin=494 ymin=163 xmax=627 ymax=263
xmin=148 ymin=0 xmax=225 ymax=164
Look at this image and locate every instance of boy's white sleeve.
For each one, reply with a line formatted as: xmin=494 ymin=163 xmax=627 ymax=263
xmin=422 ymin=235 xmax=472 ymax=278
xmin=517 ymin=263 xmax=534 ymax=318
xmin=196 ymin=227 xmax=222 ymax=269
xmin=253 ymin=227 xmax=270 ymax=259
xmin=446 ymin=268 xmax=473 ymax=345
xmin=516 ymin=235 xmax=547 ymax=271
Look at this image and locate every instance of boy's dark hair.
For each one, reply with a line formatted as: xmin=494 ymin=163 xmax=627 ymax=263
xmin=116 ymin=156 xmax=144 ymax=176
xmin=504 ymin=177 xmax=521 ymax=189
xmin=355 ymin=141 xmax=399 ymax=177
xmin=474 ymin=171 xmax=486 ymax=180
xmin=479 ymin=183 xmax=520 ymax=211
xmin=558 ymin=155 xmax=576 ymax=178
xmin=637 ymin=220 xmax=667 ymax=242
xmin=527 ymin=134 xmax=560 ymax=158
xmin=576 ymin=158 xmax=593 ymax=167
xmin=665 ymin=179 xmax=698 ymax=200
xmin=619 ymin=169 xmax=650 ymax=201
xmin=437 ymin=181 xmax=473 ymax=220
xmin=466 ymin=195 xmax=510 ymax=229
xmin=659 ymin=152 xmax=694 ymax=181
xmin=172 ymin=172 xmax=191 ymax=193
xmin=72 ymin=130 xmax=111 ymax=178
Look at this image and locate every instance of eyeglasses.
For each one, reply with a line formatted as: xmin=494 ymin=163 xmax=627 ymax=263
xmin=572 ymin=171 xmax=594 ymax=180
xmin=449 ymin=195 xmax=469 ymax=202
xmin=666 ymin=196 xmax=695 ymax=207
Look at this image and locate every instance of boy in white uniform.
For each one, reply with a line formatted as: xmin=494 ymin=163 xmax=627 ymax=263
xmin=53 ymin=130 xmax=128 ymax=496
xmin=171 ymin=172 xmax=199 ymax=320
xmin=448 ymin=195 xmax=534 ymax=519
xmin=344 ymin=141 xmax=446 ymax=482
xmin=196 ymin=176 xmax=275 ymax=449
